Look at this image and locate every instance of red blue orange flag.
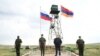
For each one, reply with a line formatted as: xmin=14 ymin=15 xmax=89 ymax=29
xmin=61 ymin=6 xmax=74 ymax=17
xmin=40 ymin=12 xmax=52 ymax=21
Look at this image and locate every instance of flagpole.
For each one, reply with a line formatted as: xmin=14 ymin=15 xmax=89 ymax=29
xmin=40 ymin=6 xmax=42 ymax=35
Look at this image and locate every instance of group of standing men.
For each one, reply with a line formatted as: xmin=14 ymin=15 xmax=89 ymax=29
xmin=39 ymin=34 xmax=62 ymax=56
xmin=15 ymin=34 xmax=84 ymax=56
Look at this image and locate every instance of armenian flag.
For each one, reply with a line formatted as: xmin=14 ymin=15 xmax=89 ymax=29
xmin=61 ymin=6 xmax=74 ymax=17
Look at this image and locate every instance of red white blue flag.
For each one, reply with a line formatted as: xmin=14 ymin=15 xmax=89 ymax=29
xmin=40 ymin=12 xmax=52 ymax=21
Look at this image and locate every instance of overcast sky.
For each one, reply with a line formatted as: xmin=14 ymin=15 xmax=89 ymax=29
xmin=0 ymin=0 xmax=100 ymax=45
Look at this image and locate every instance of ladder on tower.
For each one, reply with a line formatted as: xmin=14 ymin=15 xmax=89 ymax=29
xmin=48 ymin=5 xmax=63 ymax=45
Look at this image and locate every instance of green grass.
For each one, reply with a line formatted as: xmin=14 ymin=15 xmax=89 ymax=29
xmin=64 ymin=43 xmax=100 ymax=56
xmin=0 ymin=45 xmax=32 ymax=56
xmin=84 ymin=43 xmax=100 ymax=56
xmin=0 ymin=43 xmax=100 ymax=56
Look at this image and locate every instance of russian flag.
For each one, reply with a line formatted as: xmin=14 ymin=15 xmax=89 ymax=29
xmin=61 ymin=6 xmax=74 ymax=17
xmin=40 ymin=12 xmax=52 ymax=21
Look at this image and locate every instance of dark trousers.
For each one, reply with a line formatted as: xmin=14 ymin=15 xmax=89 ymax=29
xmin=15 ymin=48 xmax=20 ymax=56
xmin=79 ymin=47 xmax=84 ymax=56
xmin=55 ymin=45 xmax=61 ymax=56
xmin=40 ymin=46 xmax=45 ymax=56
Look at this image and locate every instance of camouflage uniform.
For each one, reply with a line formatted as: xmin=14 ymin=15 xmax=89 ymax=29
xmin=76 ymin=36 xmax=84 ymax=56
xmin=39 ymin=34 xmax=46 ymax=56
xmin=15 ymin=36 xmax=22 ymax=56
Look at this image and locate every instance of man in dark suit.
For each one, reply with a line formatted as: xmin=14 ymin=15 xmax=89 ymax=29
xmin=39 ymin=34 xmax=46 ymax=56
xmin=54 ymin=35 xmax=62 ymax=56
xmin=76 ymin=36 xmax=85 ymax=56
xmin=15 ymin=36 xmax=22 ymax=56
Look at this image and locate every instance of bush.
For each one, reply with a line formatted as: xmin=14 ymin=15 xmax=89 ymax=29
xmin=25 ymin=46 xmax=30 ymax=49
xmin=65 ymin=47 xmax=77 ymax=52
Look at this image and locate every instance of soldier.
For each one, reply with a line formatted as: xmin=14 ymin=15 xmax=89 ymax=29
xmin=39 ymin=34 xmax=46 ymax=56
xmin=54 ymin=35 xmax=62 ymax=56
xmin=76 ymin=36 xmax=85 ymax=56
xmin=15 ymin=36 xmax=22 ymax=56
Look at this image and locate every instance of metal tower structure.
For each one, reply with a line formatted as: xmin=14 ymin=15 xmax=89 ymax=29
xmin=48 ymin=5 xmax=63 ymax=41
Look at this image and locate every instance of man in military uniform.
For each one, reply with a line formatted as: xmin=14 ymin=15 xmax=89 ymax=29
xmin=15 ymin=36 xmax=22 ymax=56
xmin=54 ymin=35 xmax=62 ymax=56
xmin=76 ymin=36 xmax=85 ymax=56
xmin=39 ymin=34 xmax=46 ymax=56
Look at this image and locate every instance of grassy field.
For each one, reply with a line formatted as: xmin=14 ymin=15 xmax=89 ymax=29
xmin=64 ymin=43 xmax=100 ymax=56
xmin=0 ymin=45 xmax=32 ymax=56
xmin=0 ymin=43 xmax=100 ymax=56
